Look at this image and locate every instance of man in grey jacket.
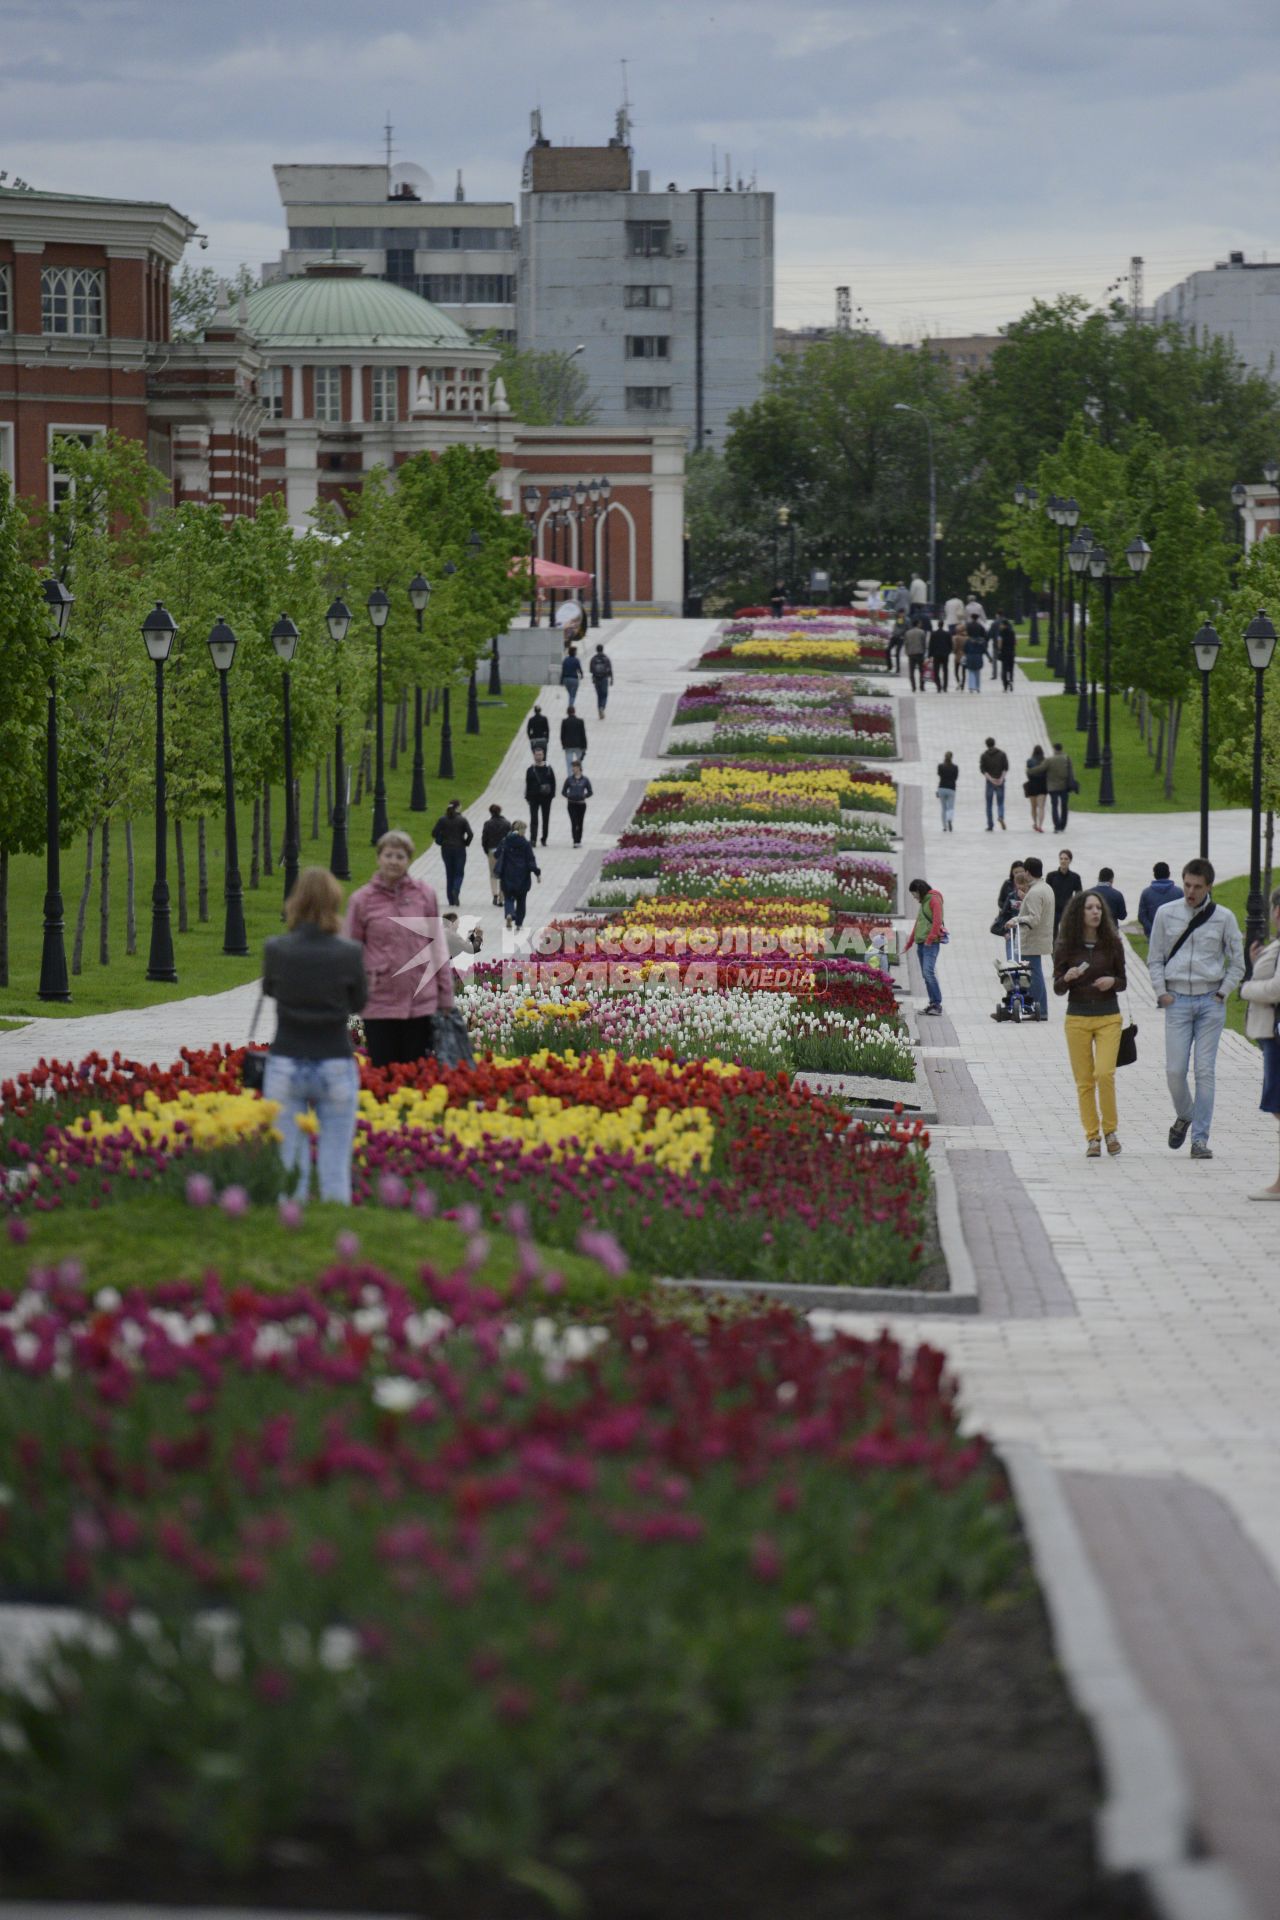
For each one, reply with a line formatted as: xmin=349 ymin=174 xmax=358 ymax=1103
xmin=1011 ymin=854 xmax=1055 ymax=1020
xmin=1147 ymin=857 xmax=1245 ymax=1158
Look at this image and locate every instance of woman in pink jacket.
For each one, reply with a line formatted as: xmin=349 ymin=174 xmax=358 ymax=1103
xmin=345 ymin=829 xmax=454 ymax=1068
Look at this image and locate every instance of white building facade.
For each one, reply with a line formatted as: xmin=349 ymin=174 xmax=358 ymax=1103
xmin=1152 ymin=252 xmax=1280 ymax=379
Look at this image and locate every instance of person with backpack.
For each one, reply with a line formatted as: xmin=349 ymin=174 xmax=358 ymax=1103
xmin=562 ymin=759 xmax=594 ymax=847
xmin=524 ymin=747 xmax=557 ymax=848
xmin=962 ymin=619 xmax=988 ymax=692
xmin=493 ymin=819 xmax=542 ymax=930
xmin=560 ymin=706 xmax=588 ymax=778
xmin=480 ymin=804 xmax=511 ymax=906
xmin=904 ymin=876 xmax=946 ymax=1016
xmin=1148 ymin=857 xmax=1245 ymax=1160
xmin=588 ymin=644 xmax=614 ymax=719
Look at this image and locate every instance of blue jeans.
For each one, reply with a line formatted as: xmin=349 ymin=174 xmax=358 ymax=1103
xmin=1164 ymin=992 xmax=1226 ymax=1144
xmin=504 ymin=885 xmax=531 ymax=929
xmin=937 ymin=786 xmax=956 ymax=829
xmin=919 ymin=942 xmax=942 ymax=1007
xmin=967 ymin=666 xmax=982 ymax=692
xmin=984 ymin=779 xmax=1005 ymax=826
xmin=263 ymin=1055 xmax=360 ymax=1205
xmin=441 ymin=847 xmax=466 ymax=906
xmin=594 ymin=681 xmax=609 ymax=712
xmin=1026 ymin=953 xmax=1048 ymax=1019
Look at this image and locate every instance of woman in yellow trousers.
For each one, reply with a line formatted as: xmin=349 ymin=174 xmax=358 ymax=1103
xmin=1053 ymin=891 xmax=1127 ymax=1158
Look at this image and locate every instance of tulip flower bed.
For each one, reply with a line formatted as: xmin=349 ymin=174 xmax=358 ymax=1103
xmin=640 ymin=760 xmax=898 ymax=824
xmin=700 ymin=616 xmax=891 ymax=674
xmin=2 ymin=1049 xmax=929 ymax=1288
xmin=486 ymin=949 xmax=899 ymax=1018
xmin=672 ymin=676 xmax=896 ymax=758
xmin=0 ymin=1265 xmax=1031 ymax=1908
xmin=602 ymin=818 xmax=896 ymax=876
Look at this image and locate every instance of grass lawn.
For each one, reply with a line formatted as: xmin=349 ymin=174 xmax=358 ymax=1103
xmin=1015 ymin=652 xmax=1061 ymax=685
xmin=0 ymin=686 xmax=538 ymax=1022
xmin=1126 ymin=873 xmax=1261 ymax=1038
xmin=1036 ymin=691 xmax=1231 ymax=815
xmin=0 ymin=1191 xmax=636 ymax=1305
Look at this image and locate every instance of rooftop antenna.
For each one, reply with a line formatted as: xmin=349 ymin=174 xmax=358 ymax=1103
xmin=711 ymin=145 xmax=717 ymax=189
xmin=617 ymin=56 xmax=632 ymax=147
xmin=1129 ymin=253 xmax=1144 ymax=321
xmin=836 ymin=287 xmax=852 ymax=334
xmin=455 ymin=169 xmax=465 ymax=202
xmin=383 ymin=113 xmax=394 ymax=174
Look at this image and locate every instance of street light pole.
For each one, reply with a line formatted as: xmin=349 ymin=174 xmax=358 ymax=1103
xmin=438 ymin=559 xmax=456 ymax=779
xmin=1191 ymin=622 xmax=1222 ymax=863
xmin=270 ymin=614 xmax=301 ymax=900
xmin=37 ymin=577 xmax=74 ymax=1002
xmin=1088 ymin=537 xmax=1151 ymax=808
xmin=366 ymin=586 xmax=390 ymax=843
xmin=141 ymin=601 xmax=178 ymax=982
xmin=588 ymin=479 xmax=602 ymax=627
xmin=892 ymin=402 xmax=935 ymax=606
xmin=466 ymin=529 xmax=482 ymax=736
xmin=523 ymin=486 xmax=541 ymax=627
xmin=326 ymin=597 xmax=352 ymax=880
xmin=208 ymin=619 xmax=248 ymax=956
xmin=408 ymin=572 xmax=431 ymax=812
xmin=600 ymin=480 xmax=614 ymax=619
xmin=1060 ymin=498 xmax=1079 ymax=696
xmin=1243 ymin=610 xmax=1278 ymax=966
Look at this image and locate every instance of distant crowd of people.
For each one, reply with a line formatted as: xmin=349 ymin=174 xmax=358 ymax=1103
xmin=884 ymin=583 xmax=1018 ymax=696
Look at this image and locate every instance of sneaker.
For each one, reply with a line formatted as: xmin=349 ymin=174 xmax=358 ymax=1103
xmin=1168 ymin=1118 xmax=1190 ymax=1150
xmin=1190 ymin=1141 xmax=1213 ymax=1160
xmin=1105 ymin=1133 xmax=1122 ymax=1156
xmin=999 ymin=819 xmax=1007 ymax=830
xmin=1086 ymin=1140 xmax=1101 ymax=1158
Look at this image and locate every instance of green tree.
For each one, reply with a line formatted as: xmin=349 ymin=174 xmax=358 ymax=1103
xmin=1206 ymin=541 xmax=1280 ymax=825
xmin=170 ymin=262 xmax=260 ymax=342
xmin=488 ymin=341 xmax=597 ymax=425
xmin=0 ymin=475 xmax=52 ymax=985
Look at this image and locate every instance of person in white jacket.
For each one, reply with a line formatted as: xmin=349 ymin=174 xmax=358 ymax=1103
xmin=1241 ymin=884 xmax=1280 ymax=1199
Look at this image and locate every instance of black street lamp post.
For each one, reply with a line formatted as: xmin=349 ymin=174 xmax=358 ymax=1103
xmin=408 ymin=572 xmax=431 ymax=812
xmin=326 ymin=597 xmax=352 ymax=879
xmin=1232 ymin=481 xmax=1247 ymax=558
xmin=1243 ymin=610 xmax=1278 ymax=964
xmin=270 ymin=613 xmax=301 ymax=900
xmin=438 ymin=560 xmax=456 ymax=780
xmin=466 ymin=531 xmax=482 ymax=735
xmin=366 ymin=586 xmax=391 ymax=843
xmin=587 ymin=480 xmax=602 ymax=627
xmin=1046 ymin=495 xmax=1067 ymax=675
xmin=1088 ymin=537 xmax=1151 ymax=807
xmin=546 ymin=490 xmax=562 ymax=624
xmin=523 ymin=485 xmax=541 ymax=627
xmin=208 ymin=619 xmax=248 ymax=956
xmin=37 ymin=577 xmax=74 ymax=1003
xmin=141 ymin=601 xmax=179 ymax=982
xmin=600 ymin=480 xmax=614 ymax=619
xmin=1060 ymin=497 xmax=1079 ymax=695
xmin=1192 ymin=622 xmax=1222 ymax=862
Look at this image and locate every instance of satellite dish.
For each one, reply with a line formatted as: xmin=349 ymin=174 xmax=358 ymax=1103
xmin=390 ymin=161 xmax=434 ymax=201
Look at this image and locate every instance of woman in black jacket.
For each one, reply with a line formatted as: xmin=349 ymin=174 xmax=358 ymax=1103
xmin=928 ymin=621 xmax=953 ymax=691
xmin=494 ymin=820 xmax=542 ymax=929
xmin=262 ymin=867 xmax=367 ymax=1205
xmin=936 ymin=751 xmax=958 ymax=831
xmin=1053 ymin=890 xmax=1127 ymax=1159
xmin=1024 ymin=744 xmax=1048 ymax=834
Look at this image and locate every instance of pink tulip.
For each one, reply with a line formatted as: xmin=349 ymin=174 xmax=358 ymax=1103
xmin=185 ymin=1173 xmax=215 ymax=1208
xmin=335 ymin=1229 xmax=361 ymax=1261
xmin=5 ymin=1218 xmax=29 ymax=1246
xmin=278 ymin=1198 xmax=303 ymax=1230
xmin=219 ymin=1185 xmax=250 ymax=1219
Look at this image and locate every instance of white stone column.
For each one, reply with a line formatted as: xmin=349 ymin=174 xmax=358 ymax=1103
xmin=291 ymin=363 xmax=306 ymax=421
xmin=286 ymin=432 xmax=319 ymax=531
xmin=649 ymin=440 xmax=686 ymax=608
xmin=350 ymin=363 xmax=364 ymax=425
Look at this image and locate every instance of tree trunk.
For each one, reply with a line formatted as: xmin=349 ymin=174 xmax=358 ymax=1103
xmin=98 ymin=817 xmax=111 ymax=968
xmin=174 ymin=819 xmax=189 ymax=932
xmin=325 ymin=754 xmax=333 ymax=827
xmin=262 ymin=778 xmax=273 ymax=878
xmin=197 ymin=817 xmax=209 ymax=922
xmin=311 ymin=762 xmax=321 ymax=841
xmin=72 ymin=822 xmax=95 ymax=976
xmin=1153 ymin=709 xmax=1165 ymax=774
xmin=0 ymin=847 xmax=8 ymax=989
xmin=124 ymin=820 xmax=137 ymax=956
xmin=250 ymin=796 xmax=261 ymax=889
xmin=389 ymin=691 xmax=401 ymax=772
xmin=1163 ymin=699 xmax=1181 ymax=802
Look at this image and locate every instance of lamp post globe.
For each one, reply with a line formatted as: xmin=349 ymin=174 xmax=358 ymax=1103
xmin=1243 ymin=611 xmax=1278 ymax=963
xmin=366 ymin=588 xmax=391 ymax=843
xmin=36 ymin=577 xmax=75 ymax=1001
xmin=325 ymin=598 xmax=352 ymax=879
xmin=1192 ymin=622 xmax=1222 ymax=861
xmin=207 ymin=619 xmax=248 ymax=955
xmin=407 ymin=574 xmax=431 ymax=813
xmin=141 ymin=601 xmax=179 ymax=982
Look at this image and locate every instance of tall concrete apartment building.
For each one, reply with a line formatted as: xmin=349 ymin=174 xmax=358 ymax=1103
xmin=1152 ymin=252 xmax=1280 ymax=379
xmin=517 ymin=122 xmax=773 ymax=450
xmin=266 ymin=164 xmax=517 ymax=341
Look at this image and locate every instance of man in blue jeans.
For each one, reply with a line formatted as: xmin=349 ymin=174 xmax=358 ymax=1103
xmin=1147 ymin=857 xmax=1244 ymax=1159
xmin=979 ymin=737 xmax=1009 ymax=830
xmin=1011 ymin=855 xmax=1055 ymax=1020
xmin=431 ymin=798 xmax=474 ymax=908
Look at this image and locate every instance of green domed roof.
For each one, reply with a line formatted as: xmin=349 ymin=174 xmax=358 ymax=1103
xmin=245 ymin=268 xmax=472 ymax=349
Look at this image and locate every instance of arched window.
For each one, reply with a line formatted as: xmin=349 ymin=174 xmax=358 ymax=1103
xmin=0 ymin=264 xmax=11 ymax=335
xmin=41 ymin=267 xmax=105 ymax=336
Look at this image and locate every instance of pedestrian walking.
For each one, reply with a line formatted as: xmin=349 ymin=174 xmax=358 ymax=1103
xmin=928 ymin=619 xmax=952 ymax=690
xmin=494 ymin=819 xmax=542 ymax=930
xmin=905 ymin=876 xmax=947 ymax=1016
xmin=524 ymin=747 xmax=556 ymax=848
xmin=909 ymin=573 xmax=929 ymax=622
xmin=1012 ymin=856 xmax=1055 ymax=1020
xmin=1054 ymin=890 xmax=1127 ymax=1158
xmin=1042 ymin=740 xmax=1076 ymax=831
xmin=936 ymin=751 xmax=958 ymax=831
xmin=905 ymin=619 xmax=928 ymax=690
xmin=944 ymin=593 xmax=965 ymax=629
xmin=1148 ymin=857 xmax=1245 ymax=1159
xmin=993 ymin=613 xmax=1017 ymax=690
xmin=1024 ymin=744 xmax=1048 ymax=833
xmin=346 ymin=831 xmax=454 ymax=1069
xmin=562 ymin=760 xmax=594 ymax=846
xmin=560 ymin=706 xmax=588 ymax=778
xmin=559 ymin=645 xmax=583 ymax=704
xmin=979 ymin=736 xmax=1009 ymax=830
xmin=526 ymin=703 xmax=550 ymax=752
xmin=588 ymin=644 xmax=614 ymax=718
xmin=963 ymin=620 xmax=987 ymax=692
xmin=995 ymin=861 xmax=1029 ymax=930
xmin=263 ymin=866 xmax=367 ymax=1205
xmin=1092 ymin=867 xmax=1127 ymax=925
xmin=1048 ymin=849 xmax=1082 ymax=931
xmin=888 ymin=614 xmax=907 ymax=676
xmin=1241 ymin=886 xmax=1280 ymax=1198
xmin=1138 ymin=861 xmax=1181 ymax=936
xmin=951 ymin=622 xmax=966 ymax=690
xmin=769 ymin=582 xmax=786 ymax=619
xmin=480 ymin=804 xmax=511 ymax=906
xmin=431 ymin=798 xmax=473 ymax=907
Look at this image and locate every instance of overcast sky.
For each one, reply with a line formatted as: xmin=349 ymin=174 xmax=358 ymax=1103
xmin=4 ymin=0 xmax=1279 ymax=339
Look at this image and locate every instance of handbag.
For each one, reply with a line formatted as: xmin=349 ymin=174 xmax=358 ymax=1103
xmin=1116 ymin=994 xmax=1138 ymax=1068
xmin=430 ymin=1008 xmax=476 ymax=1069
xmin=242 ymin=991 xmax=268 ymax=1091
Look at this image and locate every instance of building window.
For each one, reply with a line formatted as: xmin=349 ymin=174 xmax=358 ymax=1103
xmin=314 ymin=366 xmax=342 ymax=423
xmin=48 ymin=427 xmax=105 ymax=509
xmin=41 ymin=267 xmax=105 ymax=337
xmin=626 ymin=335 xmax=670 ymax=359
xmin=625 ymin=284 xmax=672 ymax=309
xmin=0 ymin=422 xmax=13 ymax=484
xmin=464 ymin=274 xmax=515 ymax=304
xmin=371 ymin=367 xmax=398 ymax=423
xmin=626 ymin=222 xmax=671 ymax=259
xmin=422 ymin=274 xmax=465 ymax=304
xmin=0 ymin=264 xmax=10 ymax=334
xmin=625 ymin=386 xmax=672 ymax=412
xmin=385 ymin=248 xmax=415 ymax=287
xmin=259 ymin=366 xmax=284 ymax=419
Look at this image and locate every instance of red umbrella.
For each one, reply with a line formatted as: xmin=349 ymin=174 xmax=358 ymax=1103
xmin=511 ymin=555 xmax=594 ymax=589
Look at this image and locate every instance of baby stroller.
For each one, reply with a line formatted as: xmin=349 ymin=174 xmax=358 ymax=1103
xmin=993 ymin=923 xmax=1036 ymax=1023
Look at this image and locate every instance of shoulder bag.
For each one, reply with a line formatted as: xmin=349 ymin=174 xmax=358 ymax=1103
xmin=242 ymin=990 xmax=268 ymax=1091
xmin=430 ymin=1008 xmax=476 ymax=1070
xmin=1161 ymin=899 xmax=1216 ymax=967
xmin=1116 ymin=995 xmax=1138 ymax=1068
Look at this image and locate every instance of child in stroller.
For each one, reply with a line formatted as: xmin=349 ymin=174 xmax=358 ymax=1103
xmin=993 ymin=922 xmax=1036 ymax=1023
